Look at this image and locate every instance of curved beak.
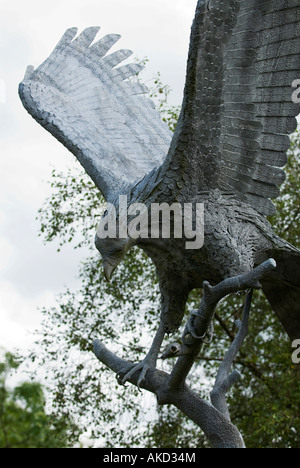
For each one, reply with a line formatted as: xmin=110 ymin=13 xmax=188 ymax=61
xmin=103 ymin=261 xmax=116 ymax=282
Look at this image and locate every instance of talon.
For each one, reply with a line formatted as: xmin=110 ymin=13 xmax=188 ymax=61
xmin=182 ymin=312 xmax=214 ymax=345
xmin=116 ymin=361 xmax=152 ymax=388
xmin=250 ymin=281 xmax=262 ymax=289
xmin=116 ymin=367 xmax=130 ymax=386
xmin=115 ymin=323 xmax=165 ymax=389
xmin=137 ymin=364 xmax=150 ymax=390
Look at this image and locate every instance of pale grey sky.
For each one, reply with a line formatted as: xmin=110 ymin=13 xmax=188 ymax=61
xmin=0 ymin=0 xmax=197 ymax=351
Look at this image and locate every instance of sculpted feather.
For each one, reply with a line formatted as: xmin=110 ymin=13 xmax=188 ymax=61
xmin=19 ymin=26 xmax=172 ymax=202
xmin=19 ymin=0 xmax=300 ymax=386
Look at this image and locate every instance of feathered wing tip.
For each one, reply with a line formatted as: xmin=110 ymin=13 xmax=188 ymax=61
xmin=262 ymin=250 xmax=300 ymax=341
xmin=163 ymin=0 xmax=300 ymax=218
xmin=19 ymin=27 xmax=172 ymax=201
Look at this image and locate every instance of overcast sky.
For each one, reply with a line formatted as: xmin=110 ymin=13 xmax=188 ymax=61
xmin=0 ymin=0 xmax=198 ymax=353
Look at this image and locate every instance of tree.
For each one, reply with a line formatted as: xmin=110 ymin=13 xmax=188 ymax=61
xmin=25 ymin=72 xmax=300 ymax=448
xmin=0 ymin=352 xmax=78 ymax=448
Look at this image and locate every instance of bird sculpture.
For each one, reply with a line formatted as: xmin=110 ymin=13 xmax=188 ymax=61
xmin=19 ymin=0 xmax=300 ymax=386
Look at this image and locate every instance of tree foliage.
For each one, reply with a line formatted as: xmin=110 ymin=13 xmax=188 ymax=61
xmin=0 ymin=352 xmax=77 ymax=448
xmin=25 ymin=71 xmax=300 ymax=448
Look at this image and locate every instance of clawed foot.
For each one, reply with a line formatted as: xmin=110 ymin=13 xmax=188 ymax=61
xmin=116 ymin=322 xmax=165 ymax=390
xmin=183 ymin=310 xmax=214 ymax=345
xmin=116 ymin=359 xmax=154 ymax=389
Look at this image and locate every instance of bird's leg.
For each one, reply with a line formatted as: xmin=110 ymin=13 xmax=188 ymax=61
xmin=117 ymin=321 xmax=165 ymax=389
xmin=182 ymin=261 xmax=277 ymax=348
xmin=183 ymin=308 xmax=215 ymax=346
xmin=182 ymin=281 xmax=218 ymax=348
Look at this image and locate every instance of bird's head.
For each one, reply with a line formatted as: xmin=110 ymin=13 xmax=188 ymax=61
xmin=95 ymin=199 xmax=137 ymax=281
xmin=95 ymin=190 xmax=149 ymax=280
xmin=95 ymin=235 xmax=132 ymax=282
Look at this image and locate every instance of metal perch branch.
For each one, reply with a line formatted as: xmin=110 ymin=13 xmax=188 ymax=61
xmin=210 ymin=289 xmax=253 ymax=420
xmin=19 ymin=0 xmax=300 ymax=449
xmin=93 ymin=259 xmax=276 ymax=448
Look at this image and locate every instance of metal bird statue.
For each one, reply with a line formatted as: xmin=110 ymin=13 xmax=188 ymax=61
xmin=19 ymin=0 xmax=300 ymax=386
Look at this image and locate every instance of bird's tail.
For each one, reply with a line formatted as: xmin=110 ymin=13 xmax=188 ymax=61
xmin=261 ymin=248 xmax=300 ymax=341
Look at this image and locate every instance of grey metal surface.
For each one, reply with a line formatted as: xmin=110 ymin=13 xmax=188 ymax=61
xmin=160 ymin=0 xmax=300 ymax=217
xmin=19 ymin=0 xmax=300 ymax=446
xmin=19 ymin=0 xmax=300 ymax=345
xmin=19 ymin=26 xmax=172 ymax=202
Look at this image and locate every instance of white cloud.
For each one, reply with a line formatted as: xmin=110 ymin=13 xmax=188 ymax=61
xmin=0 ymin=280 xmax=54 ymax=351
xmin=0 ymin=236 xmax=15 ymax=270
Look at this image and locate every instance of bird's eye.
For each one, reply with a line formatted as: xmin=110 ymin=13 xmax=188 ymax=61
xmin=109 ymin=246 xmax=123 ymax=256
xmin=206 ymin=0 xmax=211 ymax=11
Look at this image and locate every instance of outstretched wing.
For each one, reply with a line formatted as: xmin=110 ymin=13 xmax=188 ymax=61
xmin=162 ymin=0 xmax=300 ymax=216
xmin=19 ymin=27 xmax=172 ymax=201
